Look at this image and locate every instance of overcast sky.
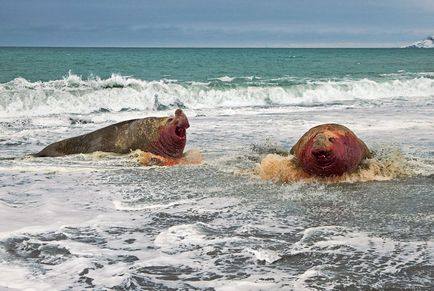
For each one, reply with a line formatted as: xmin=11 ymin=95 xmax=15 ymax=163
xmin=1 ymin=0 xmax=433 ymax=47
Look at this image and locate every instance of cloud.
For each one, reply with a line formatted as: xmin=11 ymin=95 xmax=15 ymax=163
xmin=401 ymin=0 xmax=434 ymax=11
xmin=0 ymin=0 xmax=433 ymax=47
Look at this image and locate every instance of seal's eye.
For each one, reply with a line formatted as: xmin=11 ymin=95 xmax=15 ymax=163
xmin=329 ymin=137 xmax=336 ymax=143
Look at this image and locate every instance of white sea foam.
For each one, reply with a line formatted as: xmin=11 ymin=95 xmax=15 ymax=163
xmin=292 ymin=267 xmax=324 ymax=291
xmin=212 ymin=279 xmax=280 ymax=291
xmin=1 ymin=74 xmax=433 ymax=117
xmin=289 ymin=226 xmax=434 ymax=289
xmin=0 ymin=264 xmax=51 ymax=290
xmin=154 ymin=224 xmax=207 ymax=251
xmin=246 ymin=248 xmax=281 ymax=264
xmin=215 ymin=76 xmax=235 ymax=82
xmin=113 ymin=199 xmax=191 ymax=211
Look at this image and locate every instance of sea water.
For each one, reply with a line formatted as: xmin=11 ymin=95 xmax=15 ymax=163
xmin=0 ymin=48 xmax=433 ymax=290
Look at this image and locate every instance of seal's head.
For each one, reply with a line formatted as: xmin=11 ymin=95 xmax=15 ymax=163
xmin=152 ymin=109 xmax=190 ymax=158
xmin=291 ymin=124 xmax=370 ymax=177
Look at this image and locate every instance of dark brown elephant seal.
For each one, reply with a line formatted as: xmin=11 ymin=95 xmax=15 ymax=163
xmin=290 ymin=124 xmax=371 ymax=177
xmin=34 ymin=109 xmax=189 ymax=158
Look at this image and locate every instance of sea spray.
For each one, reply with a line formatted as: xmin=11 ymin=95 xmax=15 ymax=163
xmin=259 ymin=148 xmax=413 ymax=183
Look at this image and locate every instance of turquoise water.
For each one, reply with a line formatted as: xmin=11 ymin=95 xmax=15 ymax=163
xmin=1 ymin=48 xmax=434 ymax=290
xmin=1 ymin=48 xmax=433 ymax=83
xmin=1 ymin=48 xmax=433 ymax=118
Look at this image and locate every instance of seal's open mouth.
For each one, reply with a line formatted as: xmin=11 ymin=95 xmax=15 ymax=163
xmin=312 ymin=149 xmax=335 ymax=166
xmin=313 ymin=149 xmax=331 ymax=160
xmin=175 ymin=126 xmax=186 ymax=138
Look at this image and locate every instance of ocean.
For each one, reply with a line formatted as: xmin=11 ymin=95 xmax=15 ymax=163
xmin=0 ymin=48 xmax=433 ymax=290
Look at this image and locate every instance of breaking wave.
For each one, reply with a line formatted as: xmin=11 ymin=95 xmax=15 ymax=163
xmin=1 ymin=73 xmax=433 ymax=117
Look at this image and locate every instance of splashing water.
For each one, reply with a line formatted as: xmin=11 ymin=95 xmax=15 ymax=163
xmin=259 ymin=148 xmax=414 ymax=183
xmin=1 ymin=48 xmax=434 ymax=290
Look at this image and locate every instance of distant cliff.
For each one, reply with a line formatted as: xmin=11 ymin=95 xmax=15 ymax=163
xmin=403 ymin=35 xmax=434 ymax=48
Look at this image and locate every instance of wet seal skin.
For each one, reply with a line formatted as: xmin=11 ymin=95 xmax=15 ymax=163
xmin=290 ymin=123 xmax=371 ymax=177
xmin=34 ymin=109 xmax=189 ymax=159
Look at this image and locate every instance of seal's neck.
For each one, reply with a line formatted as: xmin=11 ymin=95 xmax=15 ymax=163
xmin=150 ymin=125 xmax=186 ymax=158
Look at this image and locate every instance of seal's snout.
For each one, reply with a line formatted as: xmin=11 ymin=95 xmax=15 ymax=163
xmin=174 ymin=109 xmax=189 ymax=127
xmin=176 ymin=119 xmax=190 ymax=129
xmin=175 ymin=108 xmax=184 ymax=116
xmin=173 ymin=109 xmax=189 ymax=138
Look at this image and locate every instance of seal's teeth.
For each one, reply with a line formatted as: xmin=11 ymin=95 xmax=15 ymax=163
xmin=312 ymin=150 xmax=335 ymax=165
xmin=312 ymin=150 xmax=330 ymax=158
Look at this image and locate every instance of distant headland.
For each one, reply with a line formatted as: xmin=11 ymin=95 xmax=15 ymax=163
xmin=402 ymin=35 xmax=434 ymax=48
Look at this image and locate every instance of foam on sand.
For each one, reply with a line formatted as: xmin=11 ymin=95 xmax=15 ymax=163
xmin=133 ymin=148 xmax=203 ymax=167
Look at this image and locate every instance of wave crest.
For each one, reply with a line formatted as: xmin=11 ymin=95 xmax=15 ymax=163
xmin=1 ymin=73 xmax=433 ymax=117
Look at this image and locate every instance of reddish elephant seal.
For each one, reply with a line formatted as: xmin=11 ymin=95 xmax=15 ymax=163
xmin=290 ymin=124 xmax=371 ymax=177
xmin=34 ymin=109 xmax=189 ymax=159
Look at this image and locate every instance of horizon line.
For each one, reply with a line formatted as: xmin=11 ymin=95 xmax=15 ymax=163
xmin=0 ymin=45 xmax=409 ymax=49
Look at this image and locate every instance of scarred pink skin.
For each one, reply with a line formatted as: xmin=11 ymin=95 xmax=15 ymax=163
xmin=150 ymin=109 xmax=189 ymax=158
xmin=290 ymin=124 xmax=371 ymax=177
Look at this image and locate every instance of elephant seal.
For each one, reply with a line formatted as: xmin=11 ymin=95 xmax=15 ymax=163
xmin=290 ymin=124 xmax=371 ymax=177
xmin=34 ymin=109 xmax=189 ymax=158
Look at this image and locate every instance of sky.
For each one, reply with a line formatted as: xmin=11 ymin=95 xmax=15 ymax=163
xmin=1 ymin=0 xmax=433 ymax=47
